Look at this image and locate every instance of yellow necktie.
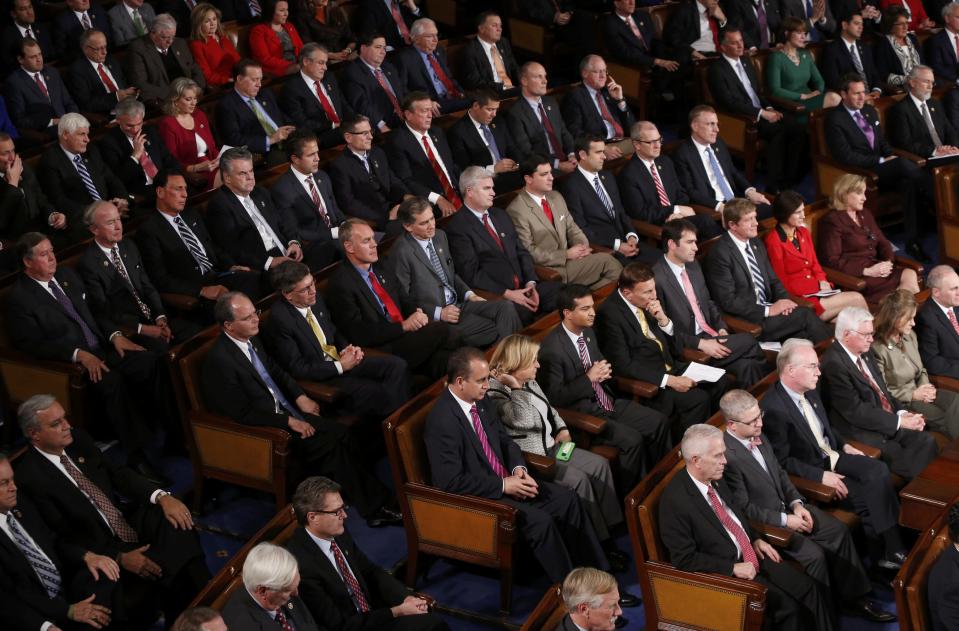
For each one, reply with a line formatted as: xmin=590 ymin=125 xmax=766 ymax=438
xmin=306 ymin=309 xmax=340 ymax=361
xmin=636 ymin=308 xmax=671 ymax=371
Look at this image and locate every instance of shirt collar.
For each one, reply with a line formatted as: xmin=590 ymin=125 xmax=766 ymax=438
xmin=837 ymin=340 xmax=862 ymax=364
xmin=691 ymin=137 xmax=711 ymax=153
xmin=577 ymin=165 xmax=599 ymax=181
xmin=665 ymin=255 xmax=685 ymax=276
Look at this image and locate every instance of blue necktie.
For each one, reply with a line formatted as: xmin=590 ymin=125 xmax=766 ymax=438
xmin=706 ymin=146 xmax=735 ymax=201
xmin=73 ymin=154 xmax=101 ymax=200
xmin=7 ymin=515 xmax=62 ymax=599
xmin=427 ymin=241 xmax=456 ymax=305
xmin=593 ymin=175 xmax=616 ymax=219
xmin=481 ymin=124 xmax=502 ymax=162
xmin=247 ymin=341 xmax=303 ymax=420
xmin=49 ymin=279 xmax=101 ymax=351
xmin=744 ymin=242 xmax=769 ymax=305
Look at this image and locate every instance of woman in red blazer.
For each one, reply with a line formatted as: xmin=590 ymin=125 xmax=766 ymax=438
xmin=189 ymin=3 xmax=241 ymax=87
xmin=764 ymin=190 xmax=868 ymax=321
xmin=249 ymin=0 xmax=304 ymax=77
xmin=158 ymin=77 xmax=220 ymax=191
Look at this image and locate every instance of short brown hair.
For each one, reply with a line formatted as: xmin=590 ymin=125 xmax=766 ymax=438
xmin=723 ymin=198 xmax=757 ymax=225
xmin=618 ymin=262 xmax=655 ymax=290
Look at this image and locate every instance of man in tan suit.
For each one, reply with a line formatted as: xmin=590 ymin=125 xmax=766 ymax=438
xmin=506 ymin=155 xmax=622 ymax=289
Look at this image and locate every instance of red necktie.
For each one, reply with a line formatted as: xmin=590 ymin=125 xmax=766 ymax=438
xmin=469 ymin=404 xmax=509 ymax=477
xmin=954 ymin=34 xmax=959 ymax=62
xmin=313 ymin=81 xmax=340 ymax=126
xmin=427 ymin=53 xmax=462 ymax=99
xmin=306 ymin=176 xmax=331 ymax=228
xmin=97 ymin=63 xmax=117 ymax=93
xmin=706 ymin=486 xmax=759 ymax=571
xmin=595 ymin=91 xmax=624 ymax=138
xmin=274 ymin=609 xmax=294 ymax=631
xmin=33 ymin=73 xmax=49 ymax=99
xmin=857 ymin=357 xmax=892 ymax=413
xmin=373 ymin=68 xmax=403 ymax=118
xmin=708 ymin=16 xmax=720 ymax=50
xmin=649 ymin=162 xmax=670 ymax=207
xmin=368 ymin=269 xmax=403 ymax=323
xmin=537 ymin=101 xmax=564 ymax=162
xmin=330 ymin=541 xmax=370 ymax=612
xmin=482 ymin=213 xmax=519 ymax=288
xmin=540 ymin=197 xmax=554 ymax=224
xmin=389 ymin=0 xmax=412 ymax=45
xmin=948 ymin=308 xmax=959 ymax=337
xmin=139 ymin=151 xmax=158 ymax=179
xmin=421 ymin=136 xmax=463 ymax=207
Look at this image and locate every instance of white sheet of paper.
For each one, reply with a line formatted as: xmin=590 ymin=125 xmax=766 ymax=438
xmin=803 ymin=288 xmax=841 ymax=298
xmin=760 ymin=341 xmax=783 ymax=352
xmin=681 ymin=361 xmax=726 ymax=383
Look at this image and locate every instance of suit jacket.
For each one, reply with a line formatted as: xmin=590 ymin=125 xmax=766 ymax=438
xmin=386 ymin=231 xmax=471 ymax=317
xmin=517 ymin=0 xmax=575 ymax=24
xmin=125 ymin=35 xmax=207 ymax=103
xmin=4 ymin=65 xmax=77 ymax=132
xmin=0 ymin=164 xmax=54 ymax=239
xmin=385 ymin=125 xmax=461 ymax=202
xmin=270 ymin=167 xmax=345 ymax=245
xmin=704 ymin=231 xmax=788 ymax=323
xmin=107 ymin=1 xmax=156 ymax=46
xmin=445 ymin=205 xmax=537 ymax=294
xmin=201 ymin=332 xmax=306 ymax=429
xmin=928 ymin=543 xmax=959 ymax=631
xmin=779 ymin=0 xmax=837 ymax=39
xmin=819 ymin=342 xmax=904 ymax=443
xmin=458 ymin=36 xmax=519 ymax=91
xmin=722 ymin=430 xmax=804 ymax=525
xmin=888 ymin=95 xmax=959 ymax=158
xmin=873 ymin=32 xmax=920 ymax=86
xmin=206 ymin=185 xmax=299 ymax=271
xmin=221 ymin=586 xmax=322 ymax=631
xmin=216 ymin=88 xmax=289 ymax=154
xmin=424 ymin=388 xmax=526 ymax=498
xmin=506 ymin=95 xmax=574 ymax=162
xmin=664 ymin=0 xmax=720 ymax=58
xmin=824 ymin=103 xmax=894 ymax=168
xmin=280 ymin=72 xmax=352 ymax=148
xmin=916 ymin=298 xmax=959 ymax=379
xmin=505 ymin=190 xmax=588 ymax=271
xmin=561 ymin=83 xmax=636 ymax=141
xmin=726 ymin=0 xmax=782 ymax=49
xmin=707 ymin=55 xmax=768 ymax=118
xmin=394 ymin=45 xmax=466 ymax=111
xmin=538 ymin=323 xmax=615 ymax=413
xmin=14 ymin=428 xmax=160 ymax=559
xmin=673 ymin=137 xmax=752 ymax=207
xmin=447 ymin=113 xmax=518 ymax=171
xmin=38 ymin=143 xmax=128 ymax=231
xmin=356 ymin=0 xmax=417 ymax=49
xmin=326 ymin=261 xmax=412 ymax=348
xmin=65 ymin=55 xmax=128 ymax=115
xmin=946 ymin=86 xmax=959 ymax=135
xmin=617 ymin=154 xmax=691 ymax=223
xmin=327 ymin=146 xmax=408 ymax=228
xmin=653 ymin=255 xmax=730 ymax=351
xmin=341 ymin=59 xmax=407 ymax=130
xmin=595 ymin=289 xmax=682 ymax=385
xmin=134 ymin=208 xmax=235 ymax=296
xmin=600 ymin=10 xmax=659 ymax=67
xmin=559 ymin=168 xmax=635 ymax=249
xmin=96 ymin=124 xmax=178 ymax=196
xmin=261 ymin=296 xmax=347 ymax=382
xmin=925 ymin=29 xmax=959 ymax=83
xmin=871 ymin=332 xmax=931 ymax=402
xmin=286 ymin=528 xmax=409 ymax=631
xmin=190 ymin=34 xmax=241 ymax=87
xmin=760 ymin=381 xmax=844 ymax=481
xmin=53 ymin=3 xmax=111 ymax=58
xmin=0 ymin=22 xmax=55 ymax=75
xmin=219 ymin=0 xmax=263 ymax=22
xmin=77 ymin=239 xmax=166 ymax=337
xmin=819 ymin=37 xmax=881 ymax=92
xmin=763 ymin=225 xmax=827 ymax=303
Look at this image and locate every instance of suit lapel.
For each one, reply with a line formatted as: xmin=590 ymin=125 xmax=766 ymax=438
xmin=224 ymin=335 xmax=274 ymax=394
xmin=681 ymin=470 xmax=735 ymax=546
xmin=447 ymin=390 xmax=504 ymax=470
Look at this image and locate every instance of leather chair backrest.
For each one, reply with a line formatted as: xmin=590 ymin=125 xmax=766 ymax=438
xmin=906 ymin=529 xmax=951 ymax=631
xmin=392 ymin=395 xmax=438 ymax=485
xmin=648 ymin=4 xmax=675 ymax=39
xmin=178 ymin=335 xmax=216 ymax=413
xmin=629 ymin=455 xmax=686 ymax=563
xmin=519 ymin=585 xmax=568 ymax=631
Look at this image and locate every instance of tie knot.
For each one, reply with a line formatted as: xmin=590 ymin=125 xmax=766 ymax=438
xmin=73 ymin=154 xmax=82 ymax=164
xmin=174 ymin=215 xmax=184 ymax=224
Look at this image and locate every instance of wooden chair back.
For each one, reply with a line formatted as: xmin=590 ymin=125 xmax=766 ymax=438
xmin=894 ymin=508 xmax=954 ymax=631
xmin=519 ymin=584 xmax=567 ymax=631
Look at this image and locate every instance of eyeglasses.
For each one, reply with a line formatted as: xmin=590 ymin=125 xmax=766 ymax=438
xmin=313 ymin=504 xmax=349 ymax=517
xmin=346 ymin=129 xmax=373 ymax=137
xmin=851 ymin=329 xmax=875 ymax=339
xmin=636 ymin=137 xmax=663 ymax=145
xmin=292 ymin=280 xmax=316 ymax=294
xmin=735 ymin=410 xmax=764 ymax=426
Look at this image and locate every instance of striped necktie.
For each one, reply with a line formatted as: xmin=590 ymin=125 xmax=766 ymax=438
xmin=6 ymin=515 xmax=62 ymax=598
xmin=593 ymin=175 xmax=615 ymax=219
xmin=59 ymin=455 xmax=138 ymax=543
xmin=576 ymin=335 xmax=614 ymax=412
xmin=173 ymin=215 xmax=213 ymax=274
xmin=73 ymin=154 xmax=102 ymax=200
xmin=469 ymin=404 xmax=508 ymax=477
xmin=744 ymin=242 xmax=769 ymax=305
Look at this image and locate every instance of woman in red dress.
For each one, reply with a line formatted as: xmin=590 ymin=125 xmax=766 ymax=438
xmin=158 ymin=78 xmax=220 ymax=191
xmin=249 ymin=0 xmax=304 ymax=77
xmin=189 ymin=3 xmax=240 ymax=88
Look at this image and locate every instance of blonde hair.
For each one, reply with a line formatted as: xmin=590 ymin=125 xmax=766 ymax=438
xmin=561 ymin=567 xmax=618 ymax=610
xmin=190 ymin=3 xmax=225 ymax=41
xmin=163 ymin=77 xmax=203 ymax=116
xmin=489 ymin=334 xmax=540 ymax=376
xmin=830 ymin=173 xmax=867 ymax=210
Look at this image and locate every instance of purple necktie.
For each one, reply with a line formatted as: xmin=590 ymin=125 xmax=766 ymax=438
xmin=49 ymin=280 xmax=100 ymax=351
xmin=853 ymin=111 xmax=875 ymax=149
xmin=756 ymin=0 xmax=769 ymax=48
xmin=469 ymin=404 xmax=509 ymax=477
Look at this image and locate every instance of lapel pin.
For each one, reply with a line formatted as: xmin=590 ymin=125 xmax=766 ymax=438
xmin=438 ymin=248 xmax=443 ymax=254
xmin=62 ymin=281 xmax=69 ymax=287
xmin=287 ymin=602 xmax=293 ymax=610
xmin=319 ymin=311 xmax=324 ymax=317
xmin=500 ymin=232 xmax=506 ymax=237
xmin=102 ymin=260 xmax=109 ymax=267
xmin=77 ymin=456 xmax=85 ymax=464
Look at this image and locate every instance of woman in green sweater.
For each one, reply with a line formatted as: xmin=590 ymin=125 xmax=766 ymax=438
xmin=766 ymin=17 xmax=839 ymax=121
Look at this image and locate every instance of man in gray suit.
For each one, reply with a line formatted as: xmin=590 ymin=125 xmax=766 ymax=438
xmin=721 ymin=388 xmax=896 ymax=623
xmin=108 ymin=0 xmax=155 ymax=46
xmin=125 ymin=13 xmax=206 ymax=104
xmin=386 ymin=196 xmax=521 ymax=348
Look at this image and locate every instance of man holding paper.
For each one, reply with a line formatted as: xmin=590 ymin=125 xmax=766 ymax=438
xmin=595 ymin=262 xmax=732 ymax=440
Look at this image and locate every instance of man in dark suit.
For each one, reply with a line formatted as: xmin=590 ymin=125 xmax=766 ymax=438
xmin=124 ymin=13 xmax=206 ymax=105
xmin=270 ymin=132 xmax=345 ymax=271
xmin=217 ymin=58 xmax=295 ymax=168
xmin=280 ymin=43 xmax=353 ymax=149
xmin=97 ymin=98 xmax=179 ymax=201
xmin=221 ymin=543 xmax=321 ymax=631
xmin=720 ymin=389 xmax=896 ymax=623
xmin=1 ymin=0 xmax=56 ymax=75
xmin=66 ymin=29 xmax=139 ymax=116
xmin=201 ymin=291 xmax=401 ymax=527
xmin=53 ymin=0 xmax=111 ymax=59
xmin=394 ymin=18 xmax=469 ymax=114
xmin=780 ymin=0 xmax=837 ymax=41
xmin=924 ymin=3 xmax=959 ymax=83
xmin=263 ymin=260 xmax=411 ymax=420
xmin=514 ymin=0 xmax=593 ymax=60
xmin=652 ymin=219 xmax=769 ymax=387
xmin=5 ymin=38 xmax=78 ymax=135
xmin=329 ymin=219 xmax=452 ymax=379
xmin=664 ymin=0 xmax=726 ymax=62
xmin=507 ymin=62 xmax=576 ymax=171
xmin=0 ymin=452 xmax=120 ymax=631
xmin=424 ymin=347 xmax=611 ymax=584
xmin=385 ymin=92 xmax=463 ymax=218
xmin=561 ymin=56 xmax=636 ymax=155
xmin=219 ymin=0 xmax=263 ymax=22
xmin=135 ymin=170 xmax=265 ymax=314
xmin=39 ymin=113 xmax=131 ymax=244
xmin=726 ymin=0 xmax=781 ymax=48
xmin=15 ymin=395 xmax=210 ymax=626
xmin=538 ymin=284 xmax=669 ymax=488
xmin=342 ymin=33 xmax=409 ymax=134
xmin=819 ymin=12 xmax=883 ymax=93
xmin=328 ymin=115 xmax=410 ymax=232
xmin=761 ymin=338 xmax=909 ymax=570
xmin=446 ymin=88 xmax=521 ymax=191
xmin=658 ymin=423 xmax=835 ymax=631
xmin=708 ymin=30 xmax=807 ymax=193
xmin=602 ymin=0 xmax=681 ymax=71
xmin=888 ymin=65 xmax=959 ymax=158
xmin=157 ymin=0 xmax=194 ymax=37
xmin=387 ymin=197 xmax=521 ymax=348
xmin=825 ymin=74 xmax=930 ymax=260
xmin=673 ymin=106 xmax=771 ymax=214
xmin=459 ymin=12 xmax=519 ymax=94
xmin=356 ymin=0 xmax=420 ymax=50
xmin=704 ymin=199 xmax=831 ymax=343
xmin=287 ymin=476 xmax=450 ymax=631
xmin=446 ymin=166 xmax=559 ymax=326
xmin=820 ymin=306 xmax=939 ymax=480
xmin=928 ymin=502 xmax=959 ymax=631
xmin=0 ymin=132 xmax=63 ymax=252
xmin=917 ymin=264 xmax=959 ymax=379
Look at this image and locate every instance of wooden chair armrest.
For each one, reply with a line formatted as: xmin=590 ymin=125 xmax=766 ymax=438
xmin=0 ymin=348 xmax=87 ymax=376
xmin=723 ymin=314 xmax=763 ymax=336
xmin=790 ymin=475 xmax=838 ymax=503
xmin=750 ymin=520 xmax=794 ymax=547
xmin=823 ymin=268 xmax=866 ymax=291
xmin=613 ymin=376 xmax=658 ymax=399
xmin=297 ymin=380 xmax=342 ymax=404
xmin=535 ymin=265 xmax=562 ymax=282
xmin=589 ymin=242 xmax=614 ymax=254
xmin=631 ymin=219 xmax=663 ymax=242
xmin=473 ymin=289 xmax=505 ymax=301
xmin=692 ymin=204 xmax=722 ymax=220
xmin=361 ymin=347 xmax=390 ymax=359
xmin=412 ymin=593 xmax=436 ymax=610
xmin=644 ymin=559 xmax=767 ymax=596
xmin=846 ymin=440 xmax=881 ymax=458
xmin=523 ymin=452 xmax=557 ymax=478
xmin=891 ymin=148 xmax=927 ymax=167
xmin=557 ymin=408 xmax=607 ymax=434
xmin=682 ymin=348 xmax=712 ymax=363
xmin=80 ymin=111 xmax=109 ymax=127
xmin=160 ymin=292 xmax=201 ymax=311
xmin=929 ymin=374 xmax=959 ymax=391
xmin=894 ymin=255 xmax=924 ymax=275
xmin=188 ymin=409 xmax=293 ymax=446
xmin=403 ymin=481 xmax=518 ymax=519
xmin=767 ymin=95 xmax=806 ymax=114
xmin=813 ymin=154 xmax=881 ymax=181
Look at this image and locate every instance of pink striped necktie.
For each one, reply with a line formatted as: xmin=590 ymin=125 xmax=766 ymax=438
xmin=706 ymin=486 xmax=759 ymax=570
xmin=469 ymin=404 xmax=509 ymax=477
xmin=576 ymin=336 xmax=614 ymax=412
xmin=680 ymin=268 xmax=718 ymax=336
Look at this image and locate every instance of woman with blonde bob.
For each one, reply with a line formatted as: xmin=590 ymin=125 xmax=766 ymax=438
xmin=818 ymin=173 xmax=920 ymax=303
xmin=488 ymin=334 xmax=622 ymax=544
xmin=872 ymin=289 xmax=959 ymax=438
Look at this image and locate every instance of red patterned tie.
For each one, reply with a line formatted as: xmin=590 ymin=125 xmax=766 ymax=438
xmin=857 ymin=358 xmax=892 ymax=413
xmin=537 ymin=101 xmax=563 ymax=162
xmin=368 ymin=270 xmax=403 ymax=323
xmin=540 ymin=197 xmax=555 ymax=224
xmin=374 ymin=68 xmax=403 ymax=118
xmin=595 ymin=91 xmax=624 ymax=138
xmin=97 ymin=63 xmax=117 ymax=93
xmin=576 ymin=336 xmax=614 ymax=412
xmin=33 ymin=73 xmax=49 ymax=99
xmin=469 ymin=404 xmax=509 ymax=477
xmin=482 ymin=213 xmax=519 ymax=288
xmin=305 ymin=176 xmax=331 ymax=228
xmin=649 ymin=162 xmax=671 ymax=207
xmin=59 ymin=455 xmax=139 ymax=543
xmin=313 ymin=81 xmax=340 ymax=126
xmin=680 ymin=268 xmax=718 ymax=336
xmin=948 ymin=308 xmax=959 ymax=337
xmin=139 ymin=151 xmax=158 ymax=179
xmin=274 ymin=609 xmax=294 ymax=631
xmin=330 ymin=541 xmax=371 ymax=612
xmin=706 ymin=486 xmax=759 ymax=570
xmin=389 ymin=0 xmax=412 ymax=44
xmin=427 ymin=53 xmax=462 ymax=98
xmin=421 ymin=136 xmax=462 ymax=207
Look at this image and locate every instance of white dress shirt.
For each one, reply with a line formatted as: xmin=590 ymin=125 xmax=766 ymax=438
xmin=405 ymin=124 xmax=454 ymax=204
xmin=837 ymin=340 xmax=905 ymax=428
xmin=726 ymin=230 xmax=771 ymax=315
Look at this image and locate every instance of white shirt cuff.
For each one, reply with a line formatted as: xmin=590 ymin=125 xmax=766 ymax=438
xmin=659 ymin=374 xmax=669 ymax=388
xmin=149 ymin=489 xmax=166 ymax=504
xmin=264 ymin=256 xmax=274 ymax=271
xmin=428 ymin=192 xmax=440 ymax=204
xmin=613 ymin=238 xmax=621 ymax=251
xmin=433 ymin=307 xmax=442 ymax=321
xmin=333 ymin=361 xmax=343 ymax=374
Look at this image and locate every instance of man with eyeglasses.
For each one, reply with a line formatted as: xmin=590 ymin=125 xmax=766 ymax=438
xmin=889 ymin=65 xmax=959 ymax=158
xmin=561 ymin=55 xmax=635 ymax=159
xmin=395 ymin=18 xmax=468 ymax=114
xmin=66 ymin=29 xmax=137 ymax=116
xmin=286 ymin=476 xmax=450 ymax=631
xmin=820 ymin=306 xmax=938 ymax=481
xmin=721 ymin=388 xmax=896 ymax=623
